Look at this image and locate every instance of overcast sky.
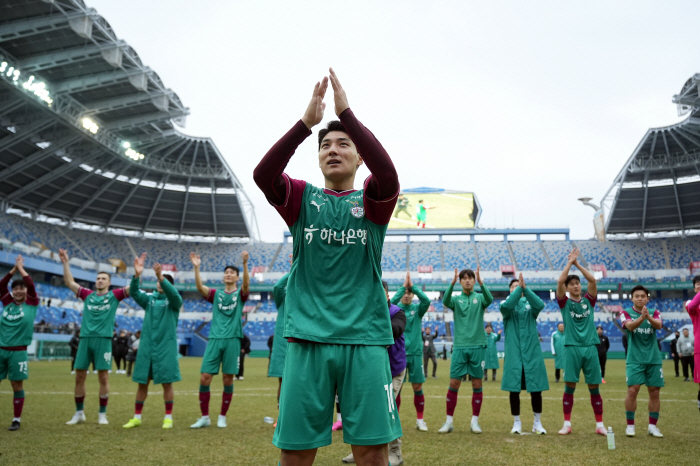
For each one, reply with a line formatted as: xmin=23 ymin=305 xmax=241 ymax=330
xmin=88 ymin=0 xmax=697 ymax=242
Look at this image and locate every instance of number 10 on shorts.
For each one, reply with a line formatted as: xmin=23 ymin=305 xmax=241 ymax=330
xmin=383 ymin=384 xmax=396 ymax=414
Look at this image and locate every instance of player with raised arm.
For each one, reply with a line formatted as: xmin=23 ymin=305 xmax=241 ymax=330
xmin=61 ymin=249 xmax=128 ymax=426
xmin=415 ymin=200 xmax=435 ymax=228
xmin=499 ymin=274 xmax=548 ymax=435
xmin=555 ymin=249 xmax=605 ymax=436
xmin=438 ymin=266 xmax=493 ymax=434
xmin=253 ymin=68 xmax=400 ymax=466
xmin=683 ymin=275 xmax=700 ymax=412
xmin=620 ymin=285 xmax=664 ymax=438
xmin=551 ymin=323 xmax=566 ymax=383
xmin=268 ymin=257 xmax=291 ymax=426
xmin=190 ymin=251 xmax=249 ymax=429
xmin=0 ymin=255 xmax=39 ymax=431
xmin=391 ymin=272 xmax=431 ymax=432
xmin=123 ymin=255 xmax=183 ymax=430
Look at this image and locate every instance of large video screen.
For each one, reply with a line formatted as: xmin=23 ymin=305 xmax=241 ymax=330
xmin=388 ymin=191 xmax=479 ymax=229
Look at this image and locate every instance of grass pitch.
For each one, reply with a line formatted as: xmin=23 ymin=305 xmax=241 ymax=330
xmin=1 ymin=357 xmax=698 ymax=465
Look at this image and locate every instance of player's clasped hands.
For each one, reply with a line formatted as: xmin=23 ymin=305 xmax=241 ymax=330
xmin=301 ymin=68 xmax=349 ymax=130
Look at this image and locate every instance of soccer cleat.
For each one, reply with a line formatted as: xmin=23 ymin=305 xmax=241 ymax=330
xmin=648 ymin=425 xmax=663 ymax=438
xmin=596 ymin=426 xmax=607 ymax=436
xmin=532 ymin=422 xmax=546 ymax=435
xmin=511 ymin=421 xmax=522 ymax=434
xmin=416 ymin=419 xmax=428 ymax=432
xmin=626 ymin=425 xmax=636 ymax=437
xmin=238 ymin=376 xmax=244 ymax=380
xmin=388 ymin=449 xmax=403 ymax=466
xmin=122 ymin=418 xmax=141 ymax=429
xmin=332 ymin=420 xmax=343 ymax=431
xmin=98 ymin=413 xmax=109 ymax=425
xmin=8 ymin=420 xmax=20 ymax=431
xmin=341 ymin=452 xmax=355 ymax=464
xmin=558 ymin=424 xmax=572 ymax=435
xmin=437 ymin=422 xmax=454 ymax=433
xmin=217 ymin=415 xmax=227 ymax=428
xmin=71 ymin=371 xmax=75 ymax=375
xmin=162 ymin=418 xmax=173 ymax=429
xmin=66 ymin=412 xmax=86 ymax=425
xmin=470 ymin=419 xmax=482 ymax=434
xmin=190 ymin=417 xmax=211 ymax=429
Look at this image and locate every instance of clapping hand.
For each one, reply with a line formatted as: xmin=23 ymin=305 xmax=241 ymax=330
xmin=134 ymin=253 xmax=146 ymax=277
xmin=301 ymin=78 xmax=328 ymax=129
xmin=153 ymin=262 xmax=163 ymax=280
xmin=58 ymin=248 xmax=69 ymax=263
xmin=189 ymin=252 xmax=201 ymax=268
xmin=451 ymin=268 xmax=459 ymax=286
xmin=476 ymin=266 xmax=483 ymax=286
xmin=518 ymin=272 xmax=525 ymax=289
xmin=405 ymin=272 xmax=413 ymax=290
xmin=241 ymin=251 xmax=249 ymax=263
xmin=329 ymin=68 xmax=349 ymax=116
xmin=567 ymin=249 xmax=580 ymax=265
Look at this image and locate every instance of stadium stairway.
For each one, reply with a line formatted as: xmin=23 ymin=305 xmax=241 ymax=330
xmin=267 ymin=243 xmax=284 ymax=271
xmin=472 ymin=241 xmax=481 ymax=268
xmin=506 ymin=243 xmax=518 ymax=270
xmin=661 ymin=240 xmax=671 ymax=269
xmin=439 ymin=242 xmax=445 ymax=271
xmin=539 ymin=242 xmax=554 ymax=270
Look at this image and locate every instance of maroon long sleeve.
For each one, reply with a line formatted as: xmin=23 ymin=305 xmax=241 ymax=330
xmin=0 ymin=273 xmax=11 ymax=306
xmin=22 ymin=275 xmax=39 ymax=305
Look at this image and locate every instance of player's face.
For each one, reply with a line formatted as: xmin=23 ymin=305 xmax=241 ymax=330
xmin=156 ymin=281 xmax=163 ymax=293
xmin=695 ymin=281 xmax=700 ymax=293
xmin=597 ymin=328 xmax=602 ymax=336
xmin=683 ymin=329 xmax=689 ymax=337
xmin=223 ymin=268 xmax=239 ymax=285
xmin=558 ymin=323 xmax=564 ymax=332
xmin=509 ymin=282 xmax=518 ymax=293
xmin=565 ymin=279 xmax=581 ymax=297
xmin=401 ymin=290 xmax=414 ymax=305
xmin=460 ymin=274 xmax=475 ymax=291
xmin=95 ymin=273 xmax=110 ymax=291
xmin=318 ymin=131 xmax=363 ymax=182
xmin=384 ymin=288 xmax=390 ymax=301
xmin=631 ymin=290 xmax=649 ymax=309
xmin=486 ymin=327 xmax=492 ymax=334
xmin=12 ymin=285 xmax=27 ymax=302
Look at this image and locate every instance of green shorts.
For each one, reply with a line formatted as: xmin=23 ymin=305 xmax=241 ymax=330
xmin=450 ymin=346 xmax=485 ymax=380
xmin=201 ymin=338 xmax=241 ymax=375
xmin=626 ymin=363 xmax=665 ymax=388
xmin=563 ymin=346 xmax=602 ymax=384
xmin=268 ymin=336 xmax=288 ymax=378
xmin=405 ymin=354 xmax=425 ymax=384
xmin=74 ymin=337 xmax=112 ymax=371
xmin=0 ymin=349 xmax=28 ymax=381
xmin=273 ymin=342 xmax=402 ymax=450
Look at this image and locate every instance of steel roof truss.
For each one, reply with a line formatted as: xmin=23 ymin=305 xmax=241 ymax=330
xmin=142 ymin=174 xmax=170 ymax=232
xmin=210 ymin=179 xmax=218 ymax=237
xmin=69 ymin=162 xmax=132 ymax=220
xmin=670 ymin=169 xmax=685 ymax=234
xmin=179 ymin=177 xmax=192 ymax=237
xmin=106 ymin=177 xmax=144 ymax=228
xmin=0 ymin=133 xmax=80 ymax=183
xmin=0 ymin=117 xmax=54 ymax=152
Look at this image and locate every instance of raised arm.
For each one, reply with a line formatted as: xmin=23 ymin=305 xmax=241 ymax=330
xmin=391 ymin=272 xmax=410 ymax=305
xmin=15 ymin=255 xmax=37 ymax=303
xmin=413 ymin=286 xmax=431 ymax=317
xmin=241 ymin=251 xmax=250 ymax=296
xmin=556 ymin=249 xmax=579 ymax=299
xmin=154 ymin=263 xmax=182 ymax=311
xmin=573 ymin=255 xmax=597 ymax=298
xmin=499 ymin=287 xmax=520 ymax=319
xmin=273 ymin=273 xmax=289 ymax=309
xmin=477 ymin=267 xmax=493 ymax=307
xmin=59 ymin=249 xmax=80 ymax=295
xmin=442 ymin=268 xmax=458 ymax=310
xmin=129 ymin=253 xmax=150 ymax=309
xmin=189 ymin=252 xmax=210 ymax=298
xmin=0 ymin=260 xmax=16 ymax=299
xmin=686 ymin=290 xmax=700 ymax=315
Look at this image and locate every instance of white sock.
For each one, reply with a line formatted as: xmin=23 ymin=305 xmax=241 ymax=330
xmin=336 ymin=413 xmax=342 ymax=422
xmin=513 ymin=415 xmax=521 ymax=423
xmin=564 ymin=420 xmax=571 ymax=427
xmin=446 ymin=415 xmax=453 ymax=424
xmin=472 ymin=415 xmax=479 ymax=423
xmin=596 ymin=421 xmax=604 ymax=429
xmin=165 ymin=414 xmax=172 ymax=421
xmin=134 ymin=414 xmax=142 ymax=420
xmin=12 ymin=417 xmax=20 ymax=422
xmin=534 ymin=413 xmax=541 ymax=423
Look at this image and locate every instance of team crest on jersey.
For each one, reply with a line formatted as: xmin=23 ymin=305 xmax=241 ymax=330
xmin=473 ymin=299 xmax=478 ymax=304
xmin=349 ymin=201 xmax=364 ymax=218
xmin=582 ymin=304 xmax=588 ymax=310
xmin=411 ymin=310 xmax=415 ymax=315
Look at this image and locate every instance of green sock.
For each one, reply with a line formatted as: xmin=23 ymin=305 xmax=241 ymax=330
xmin=224 ymin=384 xmax=234 ymax=394
xmin=414 ymin=390 xmax=424 ymax=396
xmin=14 ymin=390 xmax=24 ymax=399
xmin=626 ymin=411 xmax=635 ymax=420
xmin=588 ymin=387 xmax=600 ymax=396
xmin=449 ymin=387 xmax=459 ymax=393
xmin=564 ymin=385 xmax=576 ymax=395
xmin=200 ymin=384 xmax=210 ymax=393
xmin=473 ymin=387 xmax=483 ymax=394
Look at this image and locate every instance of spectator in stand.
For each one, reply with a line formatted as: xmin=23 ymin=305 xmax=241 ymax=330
xmin=69 ymin=330 xmax=80 ymax=374
xmin=126 ymin=331 xmax=140 ymax=377
xmin=422 ymin=326 xmax=440 ymax=379
xmin=677 ymin=328 xmax=695 ymax=382
xmin=237 ymin=333 xmax=251 ymax=380
xmin=596 ymin=326 xmax=610 ymax=384
xmin=47 ymin=298 xmax=52 ymax=308
xmin=114 ymin=330 xmax=129 ymax=374
xmin=670 ymin=331 xmax=681 ymax=378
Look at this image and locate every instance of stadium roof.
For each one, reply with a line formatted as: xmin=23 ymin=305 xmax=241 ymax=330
xmin=0 ymin=0 xmax=257 ymax=239
xmin=602 ymin=74 xmax=700 ymax=236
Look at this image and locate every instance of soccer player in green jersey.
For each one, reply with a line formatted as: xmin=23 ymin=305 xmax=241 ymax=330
xmin=254 ymin=68 xmax=401 ymax=466
xmin=268 ymin=259 xmax=291 ymax=426
xmin=60 ymin=249 xmax=129 ymax=426
xmin=484 ymin=325 xmax=501 ymax=382
xmin=500 ymin=274 xmax=548 ymax=435
xmin=415 ymin=200 xmax=435 ymax=228
xmin=551 ymin=323 xmax=566 ymax=382
xmin=0 ymin=255 xmax=39 ymax=431
xmin=123 ymin=255 xmax=183 ymax=430
xmin=393 ymin=194 xmax=412 ymax=220
xmin=190 ymin=251 xmax=249 ymax=429
xmin=620 ymin=285 xmax=664 ymax=438
xmin=555 ymin=249 xmax=605 ymax=436
xmin=438 ymin=266 xmax=493 ymax=434
xmin=391 ymin=272 xmax=431 ymax=431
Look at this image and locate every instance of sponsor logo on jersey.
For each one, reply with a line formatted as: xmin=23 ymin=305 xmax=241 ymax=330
xmin=310 ymin=200 xmax=325 ymax=212
xmin=349 ymin=200 xmax=364 ymax=218
xmin=2 ymin=310 xmax=24 ymax=321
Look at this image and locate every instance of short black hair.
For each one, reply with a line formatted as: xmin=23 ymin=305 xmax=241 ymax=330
xmin=382 ymin=280 xmax=389 ymax=292
xmin=11 ymin=278 xmax=26 ymax=289
xmin=224 ymin=265 xmax=240 ymax=275
xmin=564 ymin=275 xmax=580 ymax=287
xmin=485 ymin=324 xmax=493 ymax=329
xmin=630 ymin=285 xmax=650 ymax=297
xmin=693 ymin=275 xmax=700 ymax=286
xmin=596 ymin=325 xmax=603 ymax=330
xmin=163 ymin=274 xmax=174 ymax=285
xmin=97 ymin=271 xmax=111 ymax=279
xmin=509 ymin=278 xmax=519 ymax=288
xmin=418 ymin=200 xmax=424 ymax=203
xmin=459 ymin=269 xmax=475 ymax=280
xmin=318 ymin=120 xmax=349 ymax=149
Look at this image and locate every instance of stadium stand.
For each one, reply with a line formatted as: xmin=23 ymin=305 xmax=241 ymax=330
xmin=510 ymin=241 xmax=549 ymax=270
xmin=476 ymin=241 xmax=512 ymax=270
xmin=667 ymin=236 xmax=700 ymax=269
xmin=409 ymin=242 xmax=442 ymax=271
xmin=382 ymin=242 xmax=408 ymax=272
xmin=612 ymin=239 xmax=666 ymax=270
xmin=442 ymin=241 xmax=478 ymax=270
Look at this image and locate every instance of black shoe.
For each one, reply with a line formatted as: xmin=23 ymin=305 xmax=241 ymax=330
xmin=675 ymin=374 xmax=679 ymax=377
xmin=555 ymin=379 xmax=560 ymax=383
xmin=684 ymin=378 xmax=690 ymax=382
xmin=8 ymin=420 xmax=20 ymax=431
xmin=492 ymin=378 xmax=496 ymax=382
xmin=432 ymin=376 xmax=437 ymax=379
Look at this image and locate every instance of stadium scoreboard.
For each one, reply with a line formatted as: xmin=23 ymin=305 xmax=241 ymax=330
xmin=388 ymin=188 xmax=481 ymax=230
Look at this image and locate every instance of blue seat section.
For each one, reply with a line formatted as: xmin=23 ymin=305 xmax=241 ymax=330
xmin=612 ymin=239 xmax=666 ymax=270
xmin=542 ymin=241 xmax=574 ymax=269
xmin=382 ymin=242 xmax=407 ymax=272
xmin=442 ymin=242 xmax=477 ymax=270
xmin=476 ymin=242 xmax=511 ymax=271
xmin=409 ymin=242 xmax=441 ymax=271
xmin=576 ymin=240 xmax=624 ymax=270
xmin=667 ymin=236 xmax=700 ymax=269
xmin=244 ymin=321 xmax=276 ymax=338
xmin=510 ymin=241 xmax=548 ymax=270
xmin=270 ymin=243 xmax=293 ymax=272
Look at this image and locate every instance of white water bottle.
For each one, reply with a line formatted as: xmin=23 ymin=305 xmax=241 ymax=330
xmin=264 ymin=416 xmax=274 ymax=424
xmin=607 ymin=426 xmax=615 ymax=450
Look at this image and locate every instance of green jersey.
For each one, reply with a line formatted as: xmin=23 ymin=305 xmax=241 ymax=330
xmin=271 ymin=273 xmax=289 ymax=345
xmin=443 ymin=283 xmax=493 ymax=347
xmin=484 ymin=331 xmax=501 ymax=369
xmin=77 ymin=286 xmax=127 ymax=338
xmin=557 ymin=293 xmax=599 ymax=347
xmin=285 ymin=183 xmax=393 ymax=345
xmin=620 ymin=307 xmax=662 ymax=365
xmin=206 ymin=288 xmax=247 ymax=339
xmin=551 ymin=330 xmax=566 ymax=355
xmin=391 ymin=285 xmax=431 ymax=355
xmin=0 ymin=299 xmax=39 ymax=348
